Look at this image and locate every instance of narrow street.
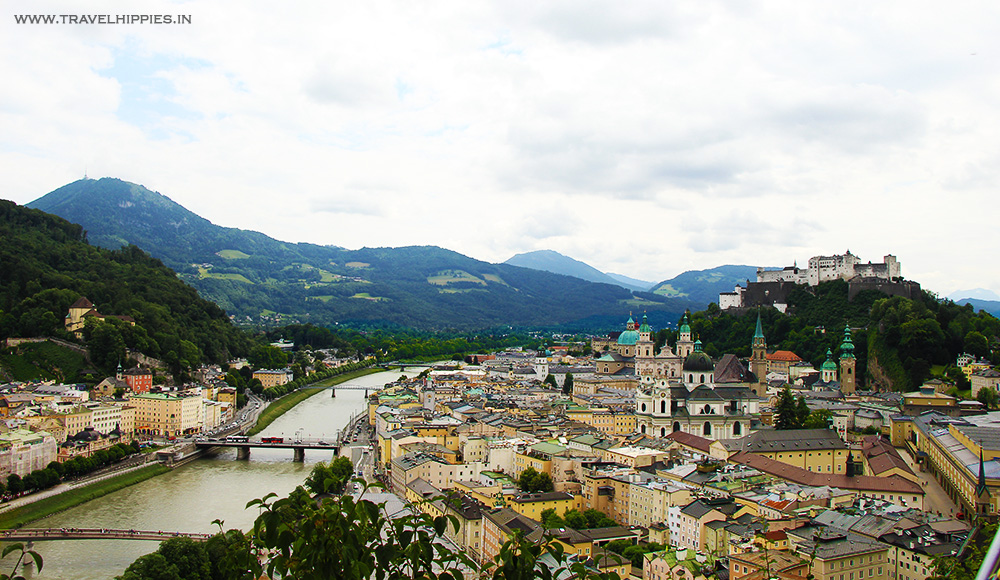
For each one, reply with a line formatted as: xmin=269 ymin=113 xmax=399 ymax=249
xmin=898 ymin=446 xmax=963 ymax=520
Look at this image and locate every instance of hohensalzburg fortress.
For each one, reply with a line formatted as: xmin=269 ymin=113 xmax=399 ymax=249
xmin=756 ymin=251 xmax=900 ymax=286
xmin=721 ymin=251 xmax=912 ymax=311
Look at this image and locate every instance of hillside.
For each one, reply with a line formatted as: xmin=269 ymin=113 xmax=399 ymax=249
xmin=650 ymin=265 xmax=760 ymax=307
xmin=672 ymin=280 xmax=1000 ymax=392
xmin=0 ymin=200 xmax=252 ymax=379
xmin=504 ymin=250 xmax=651 ymax=292
xmin=27 ymin=178 xmax=695 ymax=331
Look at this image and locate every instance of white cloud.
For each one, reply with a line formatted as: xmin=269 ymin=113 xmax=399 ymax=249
xmin=3 ymin=0 xmax=1000 ymax=296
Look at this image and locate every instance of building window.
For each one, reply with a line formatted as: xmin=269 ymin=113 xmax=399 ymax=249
xmin=703 ymin=422 xmax=711 ymax=436
xmin=733 ymin=422 xmax=742 ymax=435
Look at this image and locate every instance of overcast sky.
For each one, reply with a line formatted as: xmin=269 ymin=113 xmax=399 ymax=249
xmin=3 ymin=1 xmax=999 ymax=298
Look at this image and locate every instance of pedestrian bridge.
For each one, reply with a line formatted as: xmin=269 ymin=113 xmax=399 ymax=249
xmin=0 ymin=527 xmax=212 ymax=542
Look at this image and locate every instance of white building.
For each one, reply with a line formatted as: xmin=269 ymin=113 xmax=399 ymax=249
xmin=0 ymin=429 xmax=58 ymax=477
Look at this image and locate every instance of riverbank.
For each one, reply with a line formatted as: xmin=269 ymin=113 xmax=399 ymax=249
xmin=247 ymin=367 xmax=383 ymax=436
xmin=0 ymin=465 xmax=170 ymax=529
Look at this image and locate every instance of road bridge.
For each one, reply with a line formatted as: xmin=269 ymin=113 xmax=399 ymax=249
xmin=194 ymin=438 xmax=339 ymax=460
xmin=0 ymin=528 xmax=212 ymax=542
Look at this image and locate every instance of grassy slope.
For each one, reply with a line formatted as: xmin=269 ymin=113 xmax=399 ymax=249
xmin=0 ymin=465 xmax=170 ymax=529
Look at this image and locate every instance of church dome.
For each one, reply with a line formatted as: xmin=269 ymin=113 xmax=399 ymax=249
xmin=683 ymin=340 xmax=714 ymax=372
xmin=821 ymin=349 xmax=838 ymax=371
xmin=617 ymin=329 xmax=640 ymax=346
xmin=617 ymin=316 xmax=640 ymax=345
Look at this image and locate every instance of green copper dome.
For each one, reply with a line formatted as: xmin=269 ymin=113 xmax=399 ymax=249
xmin=821 ymin=349 xmax=838 ymax=371
xmin=617 ymin=329 xmax=640 ymax=346
xmin=617 ymin=316 xmax=639 ymax=345
xmin=679 ymin=313 xmax=691 ymax=334
xmin=683 ymin=340 xmax=714 ymax=372
xmin=639 ymin=313 xmax=651 ymax=334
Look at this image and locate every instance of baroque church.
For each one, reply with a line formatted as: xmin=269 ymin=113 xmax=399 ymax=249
xmin=634 ymin=314 xmax=761 ymax=440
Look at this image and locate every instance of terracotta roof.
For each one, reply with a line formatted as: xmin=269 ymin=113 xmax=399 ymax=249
xmin=665 ymin=430 xmax=713 ymax=453
xmin=766 ymin=350 xmax=803 ymax=362
xmin=728 ymin=451 xmax=924 ymax=495
xmin=70 ymin=297 xmax=94 ymax=309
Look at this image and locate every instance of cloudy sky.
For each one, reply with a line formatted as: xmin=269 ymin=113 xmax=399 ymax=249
xmin=3 ymin=1 xmax=999 ymax=298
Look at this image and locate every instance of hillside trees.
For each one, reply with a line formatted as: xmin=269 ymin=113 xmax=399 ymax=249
xmin=0 ymin=201 xmax=252 ymax=372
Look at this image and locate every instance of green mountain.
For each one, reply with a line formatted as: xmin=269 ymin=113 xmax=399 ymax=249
xmin=27 ymin=178 xmax=694 ymax=331
xmin=650 ymin=265 xmax=760 ymax=306
xmin=0 ymin=199 xmax=252 ymax=380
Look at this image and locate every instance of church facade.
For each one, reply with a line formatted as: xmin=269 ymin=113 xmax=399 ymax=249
xmin=634 ymin=314 xmax=760 ymax=440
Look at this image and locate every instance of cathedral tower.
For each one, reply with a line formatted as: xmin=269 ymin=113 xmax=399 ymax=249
xmin=677 ymin=313 xmax=695 ymax=358
xmin=839 ymin=325 xmax=857 ymax=394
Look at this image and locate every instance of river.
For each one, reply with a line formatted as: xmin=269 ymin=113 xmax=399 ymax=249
xmin=6 ymin=368 xmax=414 ymax=580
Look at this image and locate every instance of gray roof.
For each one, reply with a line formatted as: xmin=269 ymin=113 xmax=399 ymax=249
xmin=744 ymin=428 xmax=848 ymax=452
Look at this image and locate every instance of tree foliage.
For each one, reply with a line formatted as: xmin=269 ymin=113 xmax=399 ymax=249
xmin=517 ymin=467 xmax=554 ymax=493
xmin=0 ymin=200 xmax=253 ymax=378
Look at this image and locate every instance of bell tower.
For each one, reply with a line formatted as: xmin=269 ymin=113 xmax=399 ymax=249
xmin=839 ymin=325 xmax=857 ymax=394
xmin=751 ymin=311 xmax=768 ymax=390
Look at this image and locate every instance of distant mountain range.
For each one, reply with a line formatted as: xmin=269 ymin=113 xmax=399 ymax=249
xmin=27 ymin=178 xmax=708 ymax=331
xmin=948 ymin=298 xmax=1000 ymax=318
xmin=504 ymin=250 xmax=654 ymax=292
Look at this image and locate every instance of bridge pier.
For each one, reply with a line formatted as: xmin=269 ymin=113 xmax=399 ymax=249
xmin=237 ymin=446 xmax=250 ymax=460
xmin=293 ymin=448 xmax=305 ymax=462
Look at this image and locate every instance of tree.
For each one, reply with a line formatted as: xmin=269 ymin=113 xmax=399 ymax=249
xmin=774 ymin=389 xmax=798 ymax=430
xmin=6 ymin=474 xmax=23 ymax=495
xmin=117 ymin=552 xmax=181 ymax=580
xmin=804 ymin=409 xmax=834 ymax=430
xmin=305 ymin=458 xmax=355 ymax=495
xmin=540 ymin=508 xmax=564 ymax=529
xmin=965 ymin=331 xmax=990 ymax=358
xmin=517 ymin=467 xmax=554 ymax=493
xmin=543 ymin=374 xmax=557 ymax=388
xmin=794 ymin=397 xmax=811 ymax=429
xmin=157 ymin=537 xmax=211 ymax=580
xmin=978 ymin=387 xmax=1000 ymax=411
xmin=562 ymin=373 xmax=574 ymax=395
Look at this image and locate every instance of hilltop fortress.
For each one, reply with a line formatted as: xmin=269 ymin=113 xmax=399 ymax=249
xmin=720 ymin=251 xmax=920 ymax=311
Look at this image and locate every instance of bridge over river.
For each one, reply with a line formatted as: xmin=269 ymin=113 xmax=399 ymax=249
xmin=1 ymin=528 xmax=212 ymax=542
xmin=194 ymin=437 xmax=341 ymax=460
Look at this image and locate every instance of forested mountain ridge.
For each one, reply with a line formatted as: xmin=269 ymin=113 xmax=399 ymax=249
xmin=0 ymin=200 xmax=252 ymax=379
xmin=668 ymin=280 xmax=1000 ymax=392
xmin=27 ymin=178 xmax=697 ymax=330
xmin=650 ymin=265 xmax=760 ymax=306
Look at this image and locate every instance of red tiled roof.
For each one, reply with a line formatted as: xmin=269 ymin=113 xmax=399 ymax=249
xmin=70 ymin=297 xmax=94 ymax=309
xmin=665 ymin=431 xmax=713 ymax=453
xmin=728 ymin=451 xmax=923 ymax=495
xmin=766 ymin=351 xmax=803 ymax=362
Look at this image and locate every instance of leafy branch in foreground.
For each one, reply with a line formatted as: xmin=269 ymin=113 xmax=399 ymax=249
xmin=0 ymin=542 xmax=42 ymax=580
xmin=225 ymin=473 xmax=621 ymax=580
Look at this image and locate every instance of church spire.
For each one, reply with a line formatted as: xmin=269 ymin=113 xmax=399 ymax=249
xmin=754 ymin=310 xmax=764 ymax=340
xmin=978 ymin=447 xmax=989 ymax=498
